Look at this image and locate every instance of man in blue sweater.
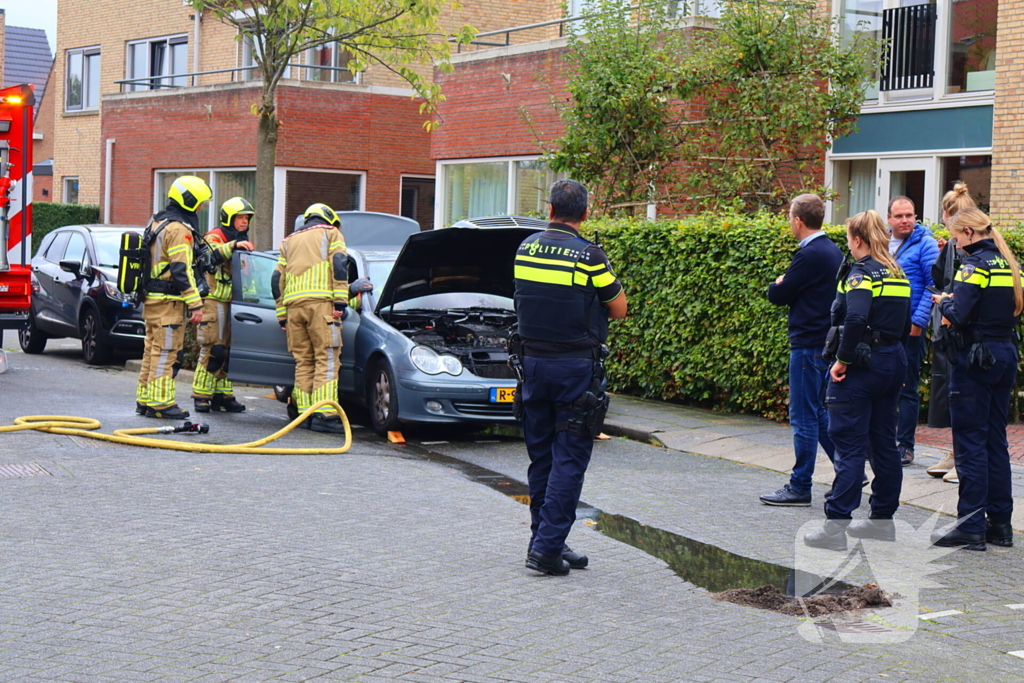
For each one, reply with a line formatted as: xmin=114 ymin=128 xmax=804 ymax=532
xmin=760 ymin=194 xmax=843 ymax=506
xmin=887 ymin=196 xmax=939 ymax=467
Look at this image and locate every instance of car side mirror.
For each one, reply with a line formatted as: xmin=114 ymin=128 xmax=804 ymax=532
xmin=59 ymin=260 xmax=83 ymax=278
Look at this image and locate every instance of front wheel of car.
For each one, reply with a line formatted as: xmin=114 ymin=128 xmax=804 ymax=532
xmin=81 ymin=309 xmax=113 ymax=365
xmin=367 ymin=358 xmax=400 ymax=437
xmin=18 ymin=312 xmax=48 ymax=354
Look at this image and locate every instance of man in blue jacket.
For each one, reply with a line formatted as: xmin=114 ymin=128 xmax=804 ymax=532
xmin=887 ymin=196 xmax=939 ymax=467
xmin=760 ymin=194 xmax=842 ymax=506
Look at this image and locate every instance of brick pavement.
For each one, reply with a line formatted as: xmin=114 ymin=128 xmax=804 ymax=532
xmin=3 ymin=340 xmax=1024 ymax=682
xmin=916 ymin=424 xmax=1024 ymax=463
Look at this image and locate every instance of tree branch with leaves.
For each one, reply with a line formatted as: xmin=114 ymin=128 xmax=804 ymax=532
xmin=189 ymin=0 xmax=475 ymax=246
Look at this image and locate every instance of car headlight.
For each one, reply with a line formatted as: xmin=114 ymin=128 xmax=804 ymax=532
xmin=410 ymin=345 xmax=463 ymax=376
xmin=103 ymin=281 xmax=128 ymax=301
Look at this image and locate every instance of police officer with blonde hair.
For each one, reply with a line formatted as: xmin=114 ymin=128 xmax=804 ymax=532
xmin=135 ymin=176 xmax=209 ymax=419
xmin=190 ymin=197 xmax=256 ymax=413
xmin=272 ymin=203 xmax=349 ymax=433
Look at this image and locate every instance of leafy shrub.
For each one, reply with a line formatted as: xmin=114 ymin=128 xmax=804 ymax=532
xmin=584 ymin=214 xmax=1024 ymax=421
xmin=31 ymin=203 xmax=100 ymax=254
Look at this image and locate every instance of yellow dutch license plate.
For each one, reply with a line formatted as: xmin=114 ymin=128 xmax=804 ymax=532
xmin=490 ymin=387 xmax=516 ymax=403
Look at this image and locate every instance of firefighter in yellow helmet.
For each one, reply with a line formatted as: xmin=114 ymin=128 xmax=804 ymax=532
xmin=190 ymin=197 xmax=256 ymax=413
xmin=135 ymin=175 xmax=209 ymax=418
xmin=271 ymin=203 xmax=349 ymax=433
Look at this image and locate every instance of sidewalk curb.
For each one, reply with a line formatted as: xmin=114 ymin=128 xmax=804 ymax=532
xmin=601 ymin=422 xmax=664 ymax=446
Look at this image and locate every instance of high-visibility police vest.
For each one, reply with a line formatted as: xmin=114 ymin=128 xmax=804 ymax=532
xmin=513 ymin=229 xmax=608 ymax=350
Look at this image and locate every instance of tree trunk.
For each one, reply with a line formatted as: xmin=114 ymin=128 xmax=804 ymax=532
xmin=253 ymin=98 xmax=279 ymax=250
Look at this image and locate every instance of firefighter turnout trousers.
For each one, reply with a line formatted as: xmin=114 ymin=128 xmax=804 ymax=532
xmin=285 ymin=299 xmax=342 ymax=415
xmin=137 ymin=299 xmax=187 ymax=409
xmin=191 ymin=299 xmax=235 ymax=399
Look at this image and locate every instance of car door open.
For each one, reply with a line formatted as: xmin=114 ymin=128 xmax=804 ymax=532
xmin=228 ymin=251 xmax=296 ymax=387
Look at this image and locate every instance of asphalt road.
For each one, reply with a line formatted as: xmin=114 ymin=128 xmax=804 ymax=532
xmin=2 ymin=337 xmax=1024 ymax=682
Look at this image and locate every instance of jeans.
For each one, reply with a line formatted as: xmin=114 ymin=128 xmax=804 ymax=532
xmin=824 ymin=344 xmax=907 ymax=519
xmin=789 ymin=347 xmax=836 ymax=494
xmin=897 ymin=333 xmax=928 ymax=450
xmin=949 ymin=341 xmax=1018 ymax=534
xmin=522 ymin=356 xmax=596 ymax=557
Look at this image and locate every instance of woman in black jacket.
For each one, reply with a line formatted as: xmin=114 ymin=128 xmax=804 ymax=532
xmin=931 ymin=208 xmax=1022 ymax=551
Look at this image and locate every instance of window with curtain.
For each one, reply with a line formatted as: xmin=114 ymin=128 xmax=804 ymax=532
xmin=444 ymin=162 xmax=509 ymax=226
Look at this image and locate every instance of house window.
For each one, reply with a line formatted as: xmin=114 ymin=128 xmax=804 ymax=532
xmin=444 ymin=162 xmax=509 ymax=226
xmin=839 ymin=0 xmax=882 ymax=99
xmin=947 ymin=0 xmax=997 ymax=94
xmin=66 ymin=47 xmax=100 ymax=111
xmin=440 ymin=158 xmax=565 ymax=227
xmin=671 ymin=0 xmax=723 ymax=18
xmin=401 ymin=177 xmax=435 ymax=230
xmin=63 ymin=177 xmax=80 ymax=204
xmin=305 ymin=43 xmax=357 ymax=83
xmin=155 ymin=170 xmax=218 ymax=232
xmin=156 ymin=169 xmax=263 ymax=232
xmin=240 ymin=32 xmax=265 ymax=81
xmin=942 ymin=155 xmax=991 ymax=212
xmin=283 ymin=170 xmax=363 ymax=235
xmin=128 ymin=35 xmax=189 ymax=91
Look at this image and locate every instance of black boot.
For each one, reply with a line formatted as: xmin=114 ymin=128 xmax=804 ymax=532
xmin=986 ymin=520 xmax=1014 ymax=548
xmin=136 ymin=402 xmax=148 ymax=415
xmin=561 ymin=544 xmax=589 ymax=569
xmin=526 ymin=550 xmax=570 ymax=576
xmin=193 ymin=398 xmax=212 ymax=413
xmin=145 ymin=404 xmax=191 ymax=419
xmin=847 ymin=517 xmax=896 ymax=542
xmin=212 ymin=395 xmax=246 ymax=413
xmin=310 ymin=414 xmax=346 ymax=434
xmin=803 ymin=520 xmax=849 ymax=551
xmin=931 ymin=527 xmax=986 ymax=551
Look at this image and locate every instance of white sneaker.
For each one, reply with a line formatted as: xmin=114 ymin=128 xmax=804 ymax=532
xmin=927 ymin=453 xmax=955 ymax=477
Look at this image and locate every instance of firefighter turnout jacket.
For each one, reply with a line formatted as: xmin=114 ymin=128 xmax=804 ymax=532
xmin=146 ymin=219 xmax=202 ymax=310
xmin=271 ymin=222 xmax=349 ymax=321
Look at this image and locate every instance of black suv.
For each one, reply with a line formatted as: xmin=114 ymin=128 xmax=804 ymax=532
xmin=20 ymin=225 xmax=146 ymax=364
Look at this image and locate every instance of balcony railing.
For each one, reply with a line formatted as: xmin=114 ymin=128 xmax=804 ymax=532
xmin=112 ymin=63 xmax=357 ymax=94
xmin=880 ymin=3 xmax=936 ymax=91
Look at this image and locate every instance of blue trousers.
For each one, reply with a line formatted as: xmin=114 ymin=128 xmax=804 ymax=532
xmin=522 ymin=356 xmax=595 ymax=557
xmin=949 ymin=341 xmax=1017 ymax=534
xmin=897 ymin=333 xmax=927 ymax=450
xmin=824 ymin=345 xmax=907 ymax=519
xmin=789 ymin=348 xmax=836 ymax=494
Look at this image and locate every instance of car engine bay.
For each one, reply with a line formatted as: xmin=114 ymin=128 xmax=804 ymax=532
xmin=393 ymin=308 xmax=517 ymax=379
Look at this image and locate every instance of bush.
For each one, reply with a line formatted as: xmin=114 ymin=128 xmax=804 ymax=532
xmin=31 ymin=203 xmax=101 ymax=254
xmin=583 ymin=214 xmax=1024 ymax=421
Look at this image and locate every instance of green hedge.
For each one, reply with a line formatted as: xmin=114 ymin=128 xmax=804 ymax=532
xmin=583 ymin=214 xmax=1024 ymax=422
xmin=31 ymin=203 xmax=101 ymax=254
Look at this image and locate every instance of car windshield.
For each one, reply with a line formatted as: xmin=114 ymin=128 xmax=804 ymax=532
xmin=369 ymin=257 xmax=514 ymax=312
xmin=93 ymin=230 xmax=140 ymax=267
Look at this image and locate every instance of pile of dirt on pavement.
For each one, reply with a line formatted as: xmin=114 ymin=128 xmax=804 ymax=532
xmin=712 ymin=583 xmax=892 ymax=617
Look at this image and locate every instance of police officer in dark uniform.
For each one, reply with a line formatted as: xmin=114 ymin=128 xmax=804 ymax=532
xmin=930 ymin=207 xmax=1022 ymax=551
xmin=804 ymin=210 xmax=910 ymax=550
xmin=514 ymin=179 xmax=627 ymax=576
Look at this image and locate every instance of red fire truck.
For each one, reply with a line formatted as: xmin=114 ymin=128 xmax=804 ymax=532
xmin=0 ymin=84 xmax=34 ymax=363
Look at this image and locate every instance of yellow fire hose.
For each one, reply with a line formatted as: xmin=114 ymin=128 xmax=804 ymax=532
xmin=0 ymin=400 xmax=352 ymax=454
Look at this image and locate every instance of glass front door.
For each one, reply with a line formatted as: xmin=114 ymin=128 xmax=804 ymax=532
xmin=877 ymin=157 xmax=938 ymax=224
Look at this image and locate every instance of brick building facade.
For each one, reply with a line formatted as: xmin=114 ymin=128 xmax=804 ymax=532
xmin=53 ymin=0 xmax=560 ymax=236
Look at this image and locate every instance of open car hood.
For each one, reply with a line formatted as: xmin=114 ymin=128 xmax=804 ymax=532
xmin=375 ymin=227 xmax=542 ymax=312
